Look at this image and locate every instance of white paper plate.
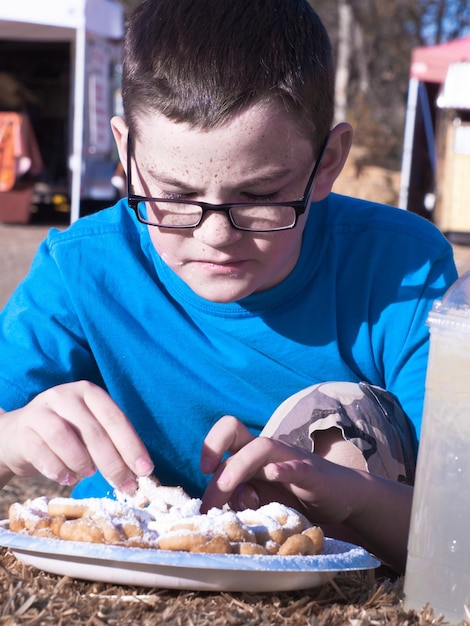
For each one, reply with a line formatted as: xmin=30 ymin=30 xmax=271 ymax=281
xmin=0 ymin=521 xmax=379 ymax=591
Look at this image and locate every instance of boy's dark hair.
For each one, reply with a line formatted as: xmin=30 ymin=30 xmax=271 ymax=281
xmin=122 ymin=0 xmax=334 ymax=150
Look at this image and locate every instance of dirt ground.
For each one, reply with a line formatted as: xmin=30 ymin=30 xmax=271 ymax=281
xmin=0 ymin=223 xmax=52 ymax=309
xmin=1 ymin=173 xmax=470 ymax=624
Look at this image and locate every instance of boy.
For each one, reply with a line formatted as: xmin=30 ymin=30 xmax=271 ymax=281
xmin=0 ymin=0 xmax=458 ymax=573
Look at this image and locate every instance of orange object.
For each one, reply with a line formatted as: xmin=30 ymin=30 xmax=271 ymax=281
xmin=0 ymin=114 xmax=16 ymax=192
xmin=0 ymin=112 xmax=43 ymax=192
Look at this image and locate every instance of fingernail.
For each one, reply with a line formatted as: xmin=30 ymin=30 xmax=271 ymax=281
xmin=135 ymin=457 xmax=154 ymax=476
xmin=217 ymin=471 xmax=232 ymax=488
xmin=239 ymin=485 xmax=260 ymax=510
xmin=81 ymin=466 xmax=96 ymax=478
xmin=120 ymin=478 xmax=137 ymax=495
xmin=59 ymin=472 xmax=77 ymax=486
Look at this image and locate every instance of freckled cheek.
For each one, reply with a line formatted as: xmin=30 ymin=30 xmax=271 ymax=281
xmin=148 ymin=230 xmax=189 ymax=267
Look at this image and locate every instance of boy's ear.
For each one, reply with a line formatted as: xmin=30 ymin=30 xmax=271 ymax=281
xmin=110 ymin=116 xmax=129 ymax=174
xmin=311 ymin=122 xmax=353 ymax=201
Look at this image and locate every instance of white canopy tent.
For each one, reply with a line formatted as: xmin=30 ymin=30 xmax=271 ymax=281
xmin=0 ymin=0 xmax=124 ymax=222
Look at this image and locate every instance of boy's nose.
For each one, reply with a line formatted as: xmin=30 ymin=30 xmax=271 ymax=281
xmin=192 ymin=210 xmax=242 ymax=246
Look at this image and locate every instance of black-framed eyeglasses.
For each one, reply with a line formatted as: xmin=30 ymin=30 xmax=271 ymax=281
xmin=126 ymin=133 xmax=329 ymax=232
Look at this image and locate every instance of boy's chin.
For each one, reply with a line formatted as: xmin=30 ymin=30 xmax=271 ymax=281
xmin=189 ymin=281 xmax=257 ymax=303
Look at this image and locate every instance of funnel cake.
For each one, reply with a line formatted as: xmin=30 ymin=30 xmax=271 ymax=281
xmin=8 ymin=476 xmax=324 ymax=556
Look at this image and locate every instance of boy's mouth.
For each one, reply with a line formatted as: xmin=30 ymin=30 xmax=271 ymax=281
xmin=198 ymin=259 xmax=247 ymax=275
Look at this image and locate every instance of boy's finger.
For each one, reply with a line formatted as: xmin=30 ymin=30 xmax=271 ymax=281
xmin=81 ymin=384 xmax=153 ymax=479
xmin=200 ymin=414 xmax=255 ymax=474
xmin=33 ymin=382 xmax=153 ymax=491
xmin=202 ymin=437 xmax=284 ymax=508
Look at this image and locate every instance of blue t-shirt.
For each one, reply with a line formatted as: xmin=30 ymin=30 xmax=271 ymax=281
xmin=0 ymin=194 xmax=457 ymax=497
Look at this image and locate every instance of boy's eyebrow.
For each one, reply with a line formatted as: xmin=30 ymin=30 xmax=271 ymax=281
xmin=142 ymin=167 xmax=295 ymax=189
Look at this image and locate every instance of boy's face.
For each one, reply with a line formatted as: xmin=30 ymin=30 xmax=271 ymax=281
xmin=119 ymin=104 xmax=320 ymax=303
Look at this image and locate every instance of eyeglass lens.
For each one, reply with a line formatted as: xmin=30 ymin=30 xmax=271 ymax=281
xmin=136 ymin=200 xmax=297 ymax=231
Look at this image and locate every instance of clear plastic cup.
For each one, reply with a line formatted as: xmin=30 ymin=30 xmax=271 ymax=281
xmin=404 ymin=271 xmax=470 ymax=623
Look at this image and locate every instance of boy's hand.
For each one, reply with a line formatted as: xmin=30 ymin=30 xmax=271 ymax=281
xmin=0 ymin=381 xmax=154 ymax=492
xmin=200 ymin=416 xmax=413 ymax=574
xmin=200 ymin=415 xmax=358 ymax=525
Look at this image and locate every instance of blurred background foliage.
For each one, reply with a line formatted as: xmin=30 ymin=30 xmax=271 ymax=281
xmin=115 ymin=0 xmax=470 ymax=171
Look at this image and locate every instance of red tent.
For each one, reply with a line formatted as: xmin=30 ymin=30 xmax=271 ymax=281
xmin=400 ymin=36 xmax=470 ymax=239
xmin=410 ymin=36 xmax=470 ymax=83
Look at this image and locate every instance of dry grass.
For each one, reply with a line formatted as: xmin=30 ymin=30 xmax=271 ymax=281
xmin=0 ymin=547 xmax=442 ymax=626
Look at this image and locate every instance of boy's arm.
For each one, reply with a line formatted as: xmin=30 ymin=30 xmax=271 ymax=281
xmin=341 ymin=469 xmax=412 ymax=573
